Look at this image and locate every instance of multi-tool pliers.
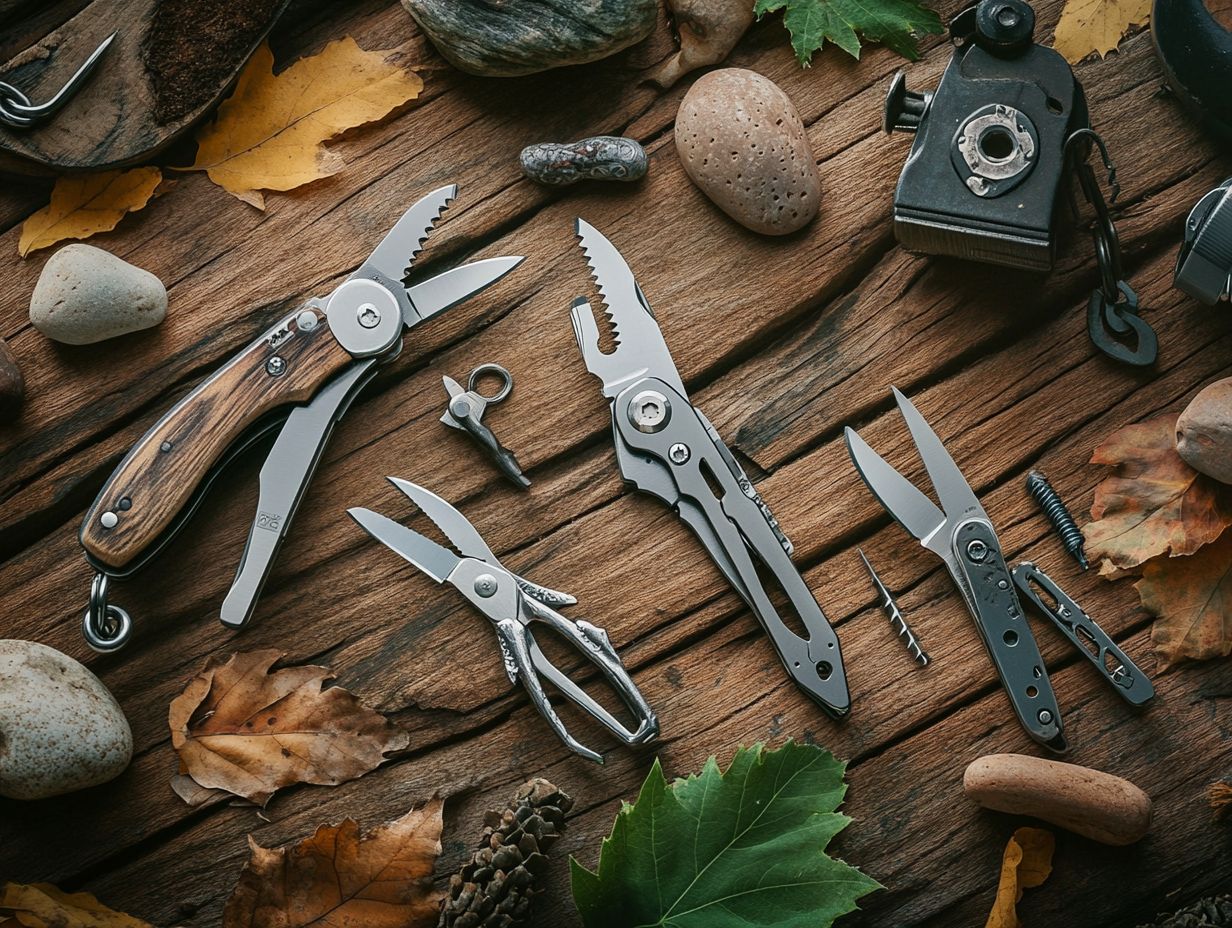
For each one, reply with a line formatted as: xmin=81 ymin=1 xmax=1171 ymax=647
xmin=570 ymin=220 xmax=850 ymax=719
xmin=349 ymin=477 xmax=659 ymax=763
xmin=845 ymin=388 xmax=1069 ymax=751
xmin=78 ymin=186 xmax=523 ymax=652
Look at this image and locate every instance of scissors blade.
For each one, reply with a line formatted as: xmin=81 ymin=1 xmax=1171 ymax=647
xmin=386 ymin=477 xmax=497 ymax=564
xmin=405 ymin=256 xmax=524 ymax=326
xmin=347 ymin=508 xmax=461 ymax=583
xmin=892 ymin=387 xmax=985 ymax=524
xmin=360 ymin=184 xmax=457 ymax=284
xmin=845 ymin=426 xmax=948 ymax=552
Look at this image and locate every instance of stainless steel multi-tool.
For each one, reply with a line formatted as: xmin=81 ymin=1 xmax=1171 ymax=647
xmin=441 ymin=363 xmax=530 ymax=488
xmin=846 ymin=388 xmax=1067 ymax=751
xmin=349 ymin=477 xmax=659 ymax=763
xmin=78 ymin=186 xmax=524 ymax=652
xmin=570 ymin=220 xmax=851 ymax=719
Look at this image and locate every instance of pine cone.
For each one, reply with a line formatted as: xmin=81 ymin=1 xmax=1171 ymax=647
xmin=1138 ymin=895 xmax=1232 ymax=928
xmin=439 ymin=778 xmax=574 ymax=928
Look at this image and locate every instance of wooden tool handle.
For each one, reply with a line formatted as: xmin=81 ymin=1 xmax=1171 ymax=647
xmin=80 ymin=307 xmax=353 ymax=572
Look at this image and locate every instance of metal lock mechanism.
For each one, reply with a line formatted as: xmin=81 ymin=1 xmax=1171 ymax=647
xmin=884 ymin=0 xmax=1158 ymax=366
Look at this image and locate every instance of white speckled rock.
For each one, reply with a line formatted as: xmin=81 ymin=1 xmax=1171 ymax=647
xmin=30 ymin=244 xmax=167 ymax=345
xmin=675 ymin=68 xmax=820 ymax=236
xmin=0 ymin=640 xmax=132 ymax=799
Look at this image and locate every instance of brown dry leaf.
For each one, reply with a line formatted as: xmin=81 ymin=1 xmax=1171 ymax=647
xmin=1053 ymin=0 xmax=1151 ymax=63
xmin=1085 ymin=415 xmax=1232 ymax=571
xmin=18 ymin=168 xmax=162 ymax=257
xmin=0 ymin=882 xmax=154 ymax=928
xmin=169 ymin=649 xmax=409 ymax=806
xmin=1137 ymin=530 xmax=1232 ymax=668
xmin=187 ymin=38 xmax=423 ymax=208
xmin=985 ymin=827 xmax=1055 ymax=928
xmin=223 ymin=802 xmax=444 ymax=928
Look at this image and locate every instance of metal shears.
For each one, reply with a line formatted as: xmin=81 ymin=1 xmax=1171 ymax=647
xmin=569 ymin=220 xmax=850 ymax=719
xmin=79 ymin=186 xmax=524 ymax=651
xmin=845 ymin=387 xmax=1067 ymax=751
xmin=349 ymin=477 xmax=659 ymax=763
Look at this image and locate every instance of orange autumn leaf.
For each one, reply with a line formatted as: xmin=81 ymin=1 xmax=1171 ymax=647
xmin=187 ymin=38 xmax=423 ymax=208
xmin=985 ymin=827 xmax=1055 ymax=928
xmin=1137 ymin=530 xmax=1232 ymax=669
xmin=18 ymin=168 xmax=162 ymax=257
xmin=169 ymin=649 xmax=409 ymax=806
xmin=0 ymin=882 xmax=155 ymax=928
xmin=222 ymin=803 xmax=444 ymax=928
xmin=1084 ymin=415 xmax=1232 ymax=571
xmin=1052 ymin=0 xmax=1151 ymax=64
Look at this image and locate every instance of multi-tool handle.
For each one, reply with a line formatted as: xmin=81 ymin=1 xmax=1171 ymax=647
xmin=1012 ymin=561 xmax=1155 ymax=706
xmin=951 ymin=520 xmax=1067 ymax=752
xmin=610 ymin=377 xmax=850 ymax=719
xmin=80 ymin=305 xmax=354 ymax=573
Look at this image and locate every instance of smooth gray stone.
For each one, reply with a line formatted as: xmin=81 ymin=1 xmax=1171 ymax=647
xmin=30 ymin=244 xmax=167 ymax=345
xmin=401 ymin=0 xmax=658 ymax=77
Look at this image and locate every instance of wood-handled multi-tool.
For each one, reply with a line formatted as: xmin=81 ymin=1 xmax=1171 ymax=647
xmin=570 ymin=220 xmax=851 ymax=719
xmin=349 ymin=477 xmax=658 ymax=763
xmin=845 ymin=388 xmax=1068 ymax=751
xmin=78 ymin=186 xmax=524 ymax=652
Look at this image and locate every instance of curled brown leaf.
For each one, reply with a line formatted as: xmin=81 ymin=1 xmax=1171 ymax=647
xmin=0 ymin=882 xmax=155 ymax=928
xmin=1137 ymin=531 xmax=1232 ymax=669
xmin=168 ymin=649 xmax=409 ymax=806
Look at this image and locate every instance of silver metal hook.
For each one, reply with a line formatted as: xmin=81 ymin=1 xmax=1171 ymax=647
xmin=0 ymin=32 xmax=117 ymax=130
xmin=467 ymin=363 xmax=513 ymax=405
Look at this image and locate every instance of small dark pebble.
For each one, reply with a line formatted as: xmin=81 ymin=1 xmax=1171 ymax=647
xmin=520 ymin=136 xmax=647 ymax=186
xmin=0 ymin=338 xmax=24 ymax=423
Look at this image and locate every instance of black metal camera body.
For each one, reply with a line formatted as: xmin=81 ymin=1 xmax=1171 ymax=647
xmin=886 ymin=0 xmax=1089 ymax=272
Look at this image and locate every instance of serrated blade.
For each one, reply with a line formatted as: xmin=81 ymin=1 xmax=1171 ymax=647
xmin=845 ymin=426 xmax=948 ymax=554
xmin=573 ymin=219 xmax=683 ymax=397
xmin=348 ymin=508 xmax=460 ymax=583
xmin=387 ymin=477 xmax=497 ymax=564
xmin=361 ymin=184 xmax=457 ymax=283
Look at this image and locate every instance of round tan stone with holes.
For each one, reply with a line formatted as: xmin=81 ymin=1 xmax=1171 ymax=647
xmin=0 ymin=640 xmax=132 ymax=800
xmin=674 ymin=68 xmax=820 ymax=236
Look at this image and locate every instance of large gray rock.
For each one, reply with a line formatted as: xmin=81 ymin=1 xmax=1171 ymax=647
xmin=675 ymin=69 xmax=821 ymax=236
xmin=1176 ymin=377 xmax=1232 ymax=484
xmin=0 ymin=640 xmax=133 ymax=799
xmin=30 ymin=244 xmax=167 ymax=345
xmin=401 ymin=0 xmax=659 ymax=77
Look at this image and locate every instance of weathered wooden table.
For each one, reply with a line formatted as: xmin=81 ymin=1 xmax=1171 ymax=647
xmin=2 ymin=1 xmax=1230 ymax=924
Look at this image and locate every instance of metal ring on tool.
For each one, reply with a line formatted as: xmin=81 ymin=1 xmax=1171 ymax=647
xmin=81 ymin=572 xmax=132 ymax=653
xmin=467 ymin=363 xmax=513 ymax=404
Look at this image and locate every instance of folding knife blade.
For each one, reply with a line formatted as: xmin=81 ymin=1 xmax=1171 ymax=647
xmin=406 ymin=256 xmax=524 ymax=326
xmin=844 ymin=426 xmax=947 ymax=551
xmin=362 ymin=184 xmax=457 ymax=284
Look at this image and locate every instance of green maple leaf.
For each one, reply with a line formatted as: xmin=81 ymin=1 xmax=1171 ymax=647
xmin=755 ymin=0 xmax=944 ymax=65
xmin=570 ymin=742 xmax=880 ymax=928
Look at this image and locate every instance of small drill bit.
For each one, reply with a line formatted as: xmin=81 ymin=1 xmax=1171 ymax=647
xmin=858 ymin=548 xmax=929 ymax=666
xmin=1026 ymin=470 xmax=1088 ymax=569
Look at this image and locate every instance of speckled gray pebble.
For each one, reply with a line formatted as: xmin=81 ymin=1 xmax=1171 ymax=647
xmin=675 ymin=68 xmax=821 ymax=236
xmin=0 ymin=640 xmax=133 ymax=799
xmin=30 ymin=244 xmax=167 ymax=345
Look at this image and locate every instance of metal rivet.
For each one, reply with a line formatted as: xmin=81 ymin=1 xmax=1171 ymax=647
xmin=100 ymin=511 xmax=118 ymax=529
xmin=296 ymin=310 xmax=318 ymax=332
xmin=628 ymin=390 xmax=670 ymax=433
xmin=118 ymin=497 xmax=132 ymax=511
xmin=1037 ymin=709 xmax=1053 ymax=725
xmin=474 ymin=574 xmax=498 ymax=598
xmin=266 ymin=356 xmax=287 ymax=376
xmin=966 ymin=539 xmax=988 ymax=562
xmin=160 ymin=440 xmax=173 ymax=453
xmin=356 ymin=303 xmax=381 ymax=329
xmin=668 ymin=442 xmax=690 ymax=464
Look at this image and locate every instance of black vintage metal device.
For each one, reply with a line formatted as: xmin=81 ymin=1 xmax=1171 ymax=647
xmin=883 ymin=0 xmax=1158 ymax=366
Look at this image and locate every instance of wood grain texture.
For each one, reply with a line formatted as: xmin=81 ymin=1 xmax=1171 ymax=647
xmin=80 ymin=305 xmax=350 ymax=571
xmin=0 ymin=0 xmax=1229 ymax=926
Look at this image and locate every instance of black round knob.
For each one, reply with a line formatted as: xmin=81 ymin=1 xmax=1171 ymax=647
xmin=974 ymin=0 xmax=1035 ymax=54
xmin=883 ymin=71 xmax=931 ymax=134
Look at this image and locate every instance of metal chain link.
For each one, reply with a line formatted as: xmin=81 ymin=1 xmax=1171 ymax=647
xmin=82 ymin=572 xmax=132 ymax=653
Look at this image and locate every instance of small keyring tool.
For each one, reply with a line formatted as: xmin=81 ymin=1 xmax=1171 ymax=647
xmin=441 ymin=364 xmax=530 ymax=489
xmin=0 ymin=33 xmax=117 ymax=130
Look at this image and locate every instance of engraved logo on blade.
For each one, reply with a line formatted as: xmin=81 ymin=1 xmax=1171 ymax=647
xmin=256 ymin=511 xmax=283 ymax=532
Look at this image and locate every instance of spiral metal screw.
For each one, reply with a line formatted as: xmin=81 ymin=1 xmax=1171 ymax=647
xmin=1026 ymin=470 xmax=1087 ymax=569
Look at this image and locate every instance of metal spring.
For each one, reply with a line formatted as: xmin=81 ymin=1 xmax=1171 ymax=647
xmin=1026 ymin=470 xmax=1088 ymax=569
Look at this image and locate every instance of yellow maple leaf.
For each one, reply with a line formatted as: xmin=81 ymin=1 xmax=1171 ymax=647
xmin=0 ymin=882 xmax=154 ymax=928
xmin=187 ymin=38 xmax=423 ymax=209
xmin=1053 ymin=0 xmax=1151 ymax=64
xmin=984 ymin=827 xmax=1055 ymax=928
xmin=18 ymin=167 xmax=161 ymax=257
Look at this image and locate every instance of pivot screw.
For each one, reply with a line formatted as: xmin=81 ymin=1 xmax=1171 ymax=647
xmin=266 ymin=356 xmax=287 ymax=376
xmin=668 ymin=442 xmax=690 ymax=464
xmin=966 ymin=539 xmax=989 ymax=562
xmin=628 ymin=390 xmax=671 ymax=433
xmin=1037 ymin=709 xmax=1054 ymax=725
xmin=474 ymin=574 xmax=498 ymax=598
xmin=99 ymin=511 xmax=118 ymax=529
xmin=357 ymin=303 xmax=381 ymax=329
